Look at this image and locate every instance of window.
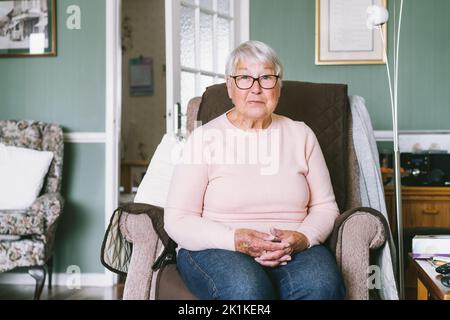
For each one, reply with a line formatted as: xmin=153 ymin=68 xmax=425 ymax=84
xmin=179 ymin=0 xmax=234 ymax=123
xmin=165 ymin=0 xmax=248 ymax=136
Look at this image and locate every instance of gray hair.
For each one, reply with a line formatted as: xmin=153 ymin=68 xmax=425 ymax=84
xmin=225 ymin=40 xmax=284 ymax=80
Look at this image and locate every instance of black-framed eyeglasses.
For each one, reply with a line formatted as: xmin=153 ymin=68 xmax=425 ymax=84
xmin=229 ymin=75 xmax=280 ymax=90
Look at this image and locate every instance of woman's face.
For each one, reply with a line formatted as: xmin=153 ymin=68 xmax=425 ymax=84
xmin=226 ymin=59 xmax=281 ymax=120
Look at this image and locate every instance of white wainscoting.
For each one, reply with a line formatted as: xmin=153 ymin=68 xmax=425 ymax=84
xmin=63 ymin=132 xmax=106 ymax=143
xmin=374 ymin=130 xmax=393 ymax=141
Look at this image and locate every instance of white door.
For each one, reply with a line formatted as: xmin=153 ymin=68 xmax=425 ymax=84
xmin=165 ymin=0 xmax=249 ymax=137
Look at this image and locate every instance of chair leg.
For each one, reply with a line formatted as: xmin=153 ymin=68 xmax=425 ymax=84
xmin=47 ymin=257 xmax=53 ymax=290
xmin=28 ymin=266 xmax=46 ymax=300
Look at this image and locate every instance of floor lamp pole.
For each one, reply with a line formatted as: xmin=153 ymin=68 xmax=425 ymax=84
xmin=394 ymin=0 xmax=405 ymax=300
xmin=378 ymin=0 xmax=405 ymax=299
xmin=394 ymin=149 xmax=404 ymax=299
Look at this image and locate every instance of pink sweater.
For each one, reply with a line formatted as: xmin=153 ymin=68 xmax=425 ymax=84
xmin=164 ymin=112 xmax=339 ymax=251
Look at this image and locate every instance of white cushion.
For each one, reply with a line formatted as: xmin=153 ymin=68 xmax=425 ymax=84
xmin=134 ymin=134 xmax=185 ymax=207
xmin=0 ymin=143 xmax=54 ymax=210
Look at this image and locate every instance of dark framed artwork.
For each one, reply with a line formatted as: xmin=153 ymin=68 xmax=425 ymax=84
xmin=0 ymin=0 xmax=56 ymax=57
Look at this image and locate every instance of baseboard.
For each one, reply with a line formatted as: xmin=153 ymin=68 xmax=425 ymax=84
xmin=0 ymin=272 xmax=112 ymax=287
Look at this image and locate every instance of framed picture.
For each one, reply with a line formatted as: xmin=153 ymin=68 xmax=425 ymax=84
xmin=0 ymin=0 xmax=56 ymax=57
xmin=129 ymin=56 xmax=154 ymax=96
xmin=315 ymin=0 xmax=387 ymax=65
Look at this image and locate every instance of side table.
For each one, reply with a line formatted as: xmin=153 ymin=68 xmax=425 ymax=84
xmin=409 ymin=254 xmax=450 ymax=300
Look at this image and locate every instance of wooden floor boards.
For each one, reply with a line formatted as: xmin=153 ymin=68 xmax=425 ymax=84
xmin=0 ymin=284 xmax=123 ymax=300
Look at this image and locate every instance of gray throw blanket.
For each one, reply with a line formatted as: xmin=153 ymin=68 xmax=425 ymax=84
xmin=350 ymin=95 xmax=399 ymax=300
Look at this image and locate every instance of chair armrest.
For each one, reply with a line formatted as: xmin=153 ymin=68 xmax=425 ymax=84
xmin=119 ymin=204 xmax=165 ymax=300
xmin=186 ymin=97 xmax=201 ymax=134
xmin=329 ymin=207 xmax=387 ymax=300
xmin=31 ymin=192 xmax=64 ymax=229
xmin=119 ymin=203 xmax=173 ymax=247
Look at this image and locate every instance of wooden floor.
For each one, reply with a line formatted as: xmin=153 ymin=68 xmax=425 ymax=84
xmin=0 ymin=284 xmax=124 ymax=300
xmin=0 ymin=284 xmax=416 ymax=300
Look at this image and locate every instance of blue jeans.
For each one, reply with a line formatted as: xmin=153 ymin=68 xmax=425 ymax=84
xmin=177 ymin=245 xmax=346 ymax=300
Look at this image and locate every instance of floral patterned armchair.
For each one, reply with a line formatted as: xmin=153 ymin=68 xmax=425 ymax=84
xmin=0 ymin=120 xmax=64 ymax=300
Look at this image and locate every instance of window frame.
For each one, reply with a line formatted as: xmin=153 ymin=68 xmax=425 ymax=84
xmin=165 ymin=0 xmax=249 ymax=136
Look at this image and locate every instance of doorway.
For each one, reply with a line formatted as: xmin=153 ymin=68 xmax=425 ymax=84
xmin=118 ymin=0 xmax=248 ymax=203
xmin=119 ymin=0 xmax=167 ymax=202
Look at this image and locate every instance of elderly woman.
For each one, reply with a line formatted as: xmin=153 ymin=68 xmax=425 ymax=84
xmin=164 ymin=41 xmax=345 ymax=300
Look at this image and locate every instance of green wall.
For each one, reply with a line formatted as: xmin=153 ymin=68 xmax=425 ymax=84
xmin=57 ymin=144 xmax=105 ymax=274
xmin=0 ymin=0 xmax=105 ymax=132
xmin=0 ymin=0 xmax=106 ymax=273
xmin=250 ymin=0 xmax=450 ymax=131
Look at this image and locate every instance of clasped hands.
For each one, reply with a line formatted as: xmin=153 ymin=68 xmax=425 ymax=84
xmin=234 ymin=228 xmax=309 ymax=267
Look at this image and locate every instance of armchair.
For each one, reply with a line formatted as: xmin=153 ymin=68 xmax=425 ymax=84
xmin=108 ymin=81 xmax=398 ymax=300
xmin=0 ymin=120 xmax=64 ymax=300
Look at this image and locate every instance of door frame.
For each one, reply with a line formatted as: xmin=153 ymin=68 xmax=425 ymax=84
xmin=164 ymin=0 xmax=181 ymax=136
xmin=105 ymin=0 xmax=122 ymax=286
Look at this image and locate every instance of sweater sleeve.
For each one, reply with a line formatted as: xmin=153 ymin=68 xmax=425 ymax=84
xmin=164 ymin=130 xmax=236 ymax=251
xmin=296 ymin=125 xmax=340 ymax=247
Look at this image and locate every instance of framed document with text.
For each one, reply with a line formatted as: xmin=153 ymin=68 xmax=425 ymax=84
xmin=315 ymin=0 xmax=387 ymax=65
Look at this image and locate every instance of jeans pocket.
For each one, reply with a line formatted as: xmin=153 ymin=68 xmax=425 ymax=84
xmin=177 ymin=249 xmax=219 ymax=299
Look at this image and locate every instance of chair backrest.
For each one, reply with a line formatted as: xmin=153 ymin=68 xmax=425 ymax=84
xmin=0 ymin=120 xmax=64 ymax=194
xmin=196 ymin=81 xmax=361 ymax=212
